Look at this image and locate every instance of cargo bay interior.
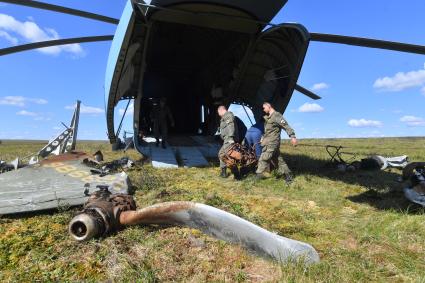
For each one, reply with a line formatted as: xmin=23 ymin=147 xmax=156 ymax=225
xmin=107 ymin=2 xmax=309 ymax=154
xmin=137 ymin=21 xmax=251 ymax=140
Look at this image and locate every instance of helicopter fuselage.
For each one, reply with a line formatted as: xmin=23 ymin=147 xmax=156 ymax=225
xmin=105 ymin=0 xmax=309 ymax=148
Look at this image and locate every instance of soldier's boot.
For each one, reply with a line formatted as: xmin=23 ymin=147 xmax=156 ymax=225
xmin=239 ymin=166 xmax=251 ymax=178
xmin=155 ymin=139 xmax=160 ymax=147
xmin=220 ymin=168 xmax=228 ymax=178
xmin=162 ymin=140 xmax=166 ymax=149
xmin=231 ymin=167 xmax=241 ymax=180
xmin=277 ymin=159 xmax=293 ymax=185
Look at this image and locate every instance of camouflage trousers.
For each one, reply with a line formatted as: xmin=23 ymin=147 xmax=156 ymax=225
xmin=218 ymin=142 xmax=233 ymax=169
xmin=256 ymin=144 xmax=291 ymax=176
xmin=153 ymin=120 xmax=168 ymax=142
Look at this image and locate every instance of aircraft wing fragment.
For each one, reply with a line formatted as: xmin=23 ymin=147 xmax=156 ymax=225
xmin=0 ymin=152 xmax=130 ymax=215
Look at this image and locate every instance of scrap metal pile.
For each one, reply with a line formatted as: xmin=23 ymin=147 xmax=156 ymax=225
xmin=324 ymin=145 xmax=425 ymax=207
xmin=325 ymin=145 xmax=409 ymax=173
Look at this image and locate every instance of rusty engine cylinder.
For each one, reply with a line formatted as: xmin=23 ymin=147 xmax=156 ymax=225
xmin=69 ymin=186 xmax=136 ymax=241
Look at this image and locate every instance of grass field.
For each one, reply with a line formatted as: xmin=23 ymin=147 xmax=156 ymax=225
xmin=0 ymin=138 xmax=424 ymax=282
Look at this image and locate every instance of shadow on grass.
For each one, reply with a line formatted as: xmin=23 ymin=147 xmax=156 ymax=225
xmin=284 ymin=153 xmax=424 ymax=213
xmin=346 ymin=189 xmax=425 ymax=214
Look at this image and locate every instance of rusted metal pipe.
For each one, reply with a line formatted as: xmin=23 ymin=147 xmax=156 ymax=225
xmin=119 ymin=201 xmax=194 ymax=225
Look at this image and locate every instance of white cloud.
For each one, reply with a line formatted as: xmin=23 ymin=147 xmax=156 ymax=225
xmin=15 ymin=110 xmax=51 ymax=121
xmin=0 ymin=30 xmax=18 ymax=44
xmin=298 ymin=103 xmax=324 ymax=113
xmin=0 ymin=13 xmax=83 ymax=56
xmin=311 ymin=83 xmax=329 ymax=91
xmin=0 ymin=96 xmax=25 ymax=106
xmin=400 ymin=115 xmax=425 ymax=127
xmin=373 ymin=64 xmax=425 ymax=92
xmin=16 ymin=110 xmax=37 ymax=116
xmin=348 ymin=119 xmax=383 ymax=128
xmin=32 ymin=98 xmax=48 ymax=104
xmin=119 ymin=102 xmax=134 ymax=116
xmin=0 ymin=96 xmax=48 ymax=107
xmin=65 ymin=103 xmax=104 ymax=115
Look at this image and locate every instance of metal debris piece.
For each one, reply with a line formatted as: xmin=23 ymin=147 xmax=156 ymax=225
xmin=101 ymin=157 xmax=135 ymax=172
xmin=404 ymin=184 xmax=425 ymax=207
xmin=69 ymin=186 xmax=136 ymax=241
xmin=10 ymin=157 xmax=20 ymax=170
xmin=38 ymin=101 xmax=80 ymax=159
xmin=0 ymin=151 xmax=131 ymax=215
xmin=402 ymin=162 xmax=425 ymax=180
xmin=0 ymin=160 xmax=14 ymax=173
xmin=69 ymin=191 xmax=320 ymax=265
xmin=327 ymin=144 xmax=410 ymax=173
xmin=93 ymin=150 xmax=104 ymax=162
xmin=403 ymin=162 xmax=425 ymax=207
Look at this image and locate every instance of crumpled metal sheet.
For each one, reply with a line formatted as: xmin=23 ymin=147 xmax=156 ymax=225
xmin=0 ymin=152 xmax=131 ymax=215
xmin=404 ymin=184 xmax=425 ymax=207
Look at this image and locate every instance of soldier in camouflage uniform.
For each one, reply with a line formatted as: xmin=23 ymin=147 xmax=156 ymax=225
xmin=151 ymin=98 xmax=175 ymax=149
xmin=256 ymin=102 xmax=297 ymax=184
xmin=217 ymin=105 xmax=236 ymax=178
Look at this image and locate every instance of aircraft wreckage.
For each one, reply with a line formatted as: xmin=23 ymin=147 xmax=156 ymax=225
xmin=0 ymin=102 xmax=130 ymax=214
xmin=0 ymin=102 xmax=319 ymax=265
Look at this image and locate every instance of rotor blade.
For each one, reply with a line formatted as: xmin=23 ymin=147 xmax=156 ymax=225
xmin=295 ymin=84 xmax=322 ymax=100
xmin=0 ymin=35 xmax=114 ymax=56
xmin=310 ymin=33 xmax=425 ymax=55
xmin=119 ymin=202 xmax=320 ymax=264
xmin=0 ymin=0 xmax=119 ymax=24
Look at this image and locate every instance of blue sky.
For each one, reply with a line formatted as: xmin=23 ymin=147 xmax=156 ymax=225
xmin=0 ymin=0 xmax=424 ymax=140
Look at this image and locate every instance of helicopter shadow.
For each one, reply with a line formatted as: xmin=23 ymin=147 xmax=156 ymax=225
xmin=283 ymin=153 xmax=424 ymax=214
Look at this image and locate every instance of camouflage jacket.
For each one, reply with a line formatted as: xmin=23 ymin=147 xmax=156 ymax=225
xmin=261 ymin=111 xmax=295 ymax=146
xmin=219 ymin=111 xmax=236 ymax=144
xmin=151 ymin=105 xmax=174 ymax=125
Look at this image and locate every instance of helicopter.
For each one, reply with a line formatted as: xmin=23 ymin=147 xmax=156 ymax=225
xmin=1 ymin=0 xmax=424 ymax=155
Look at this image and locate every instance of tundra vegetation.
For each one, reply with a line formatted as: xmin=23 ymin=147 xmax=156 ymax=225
xmin=0 ymin=138 xmax=424 ymax=282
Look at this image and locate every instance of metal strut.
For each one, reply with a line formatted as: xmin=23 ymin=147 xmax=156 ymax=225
xmin=116 ymin=100 xmax=132 ymax=138
xmin=242 ymin=105 xmax=254 ymax=126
